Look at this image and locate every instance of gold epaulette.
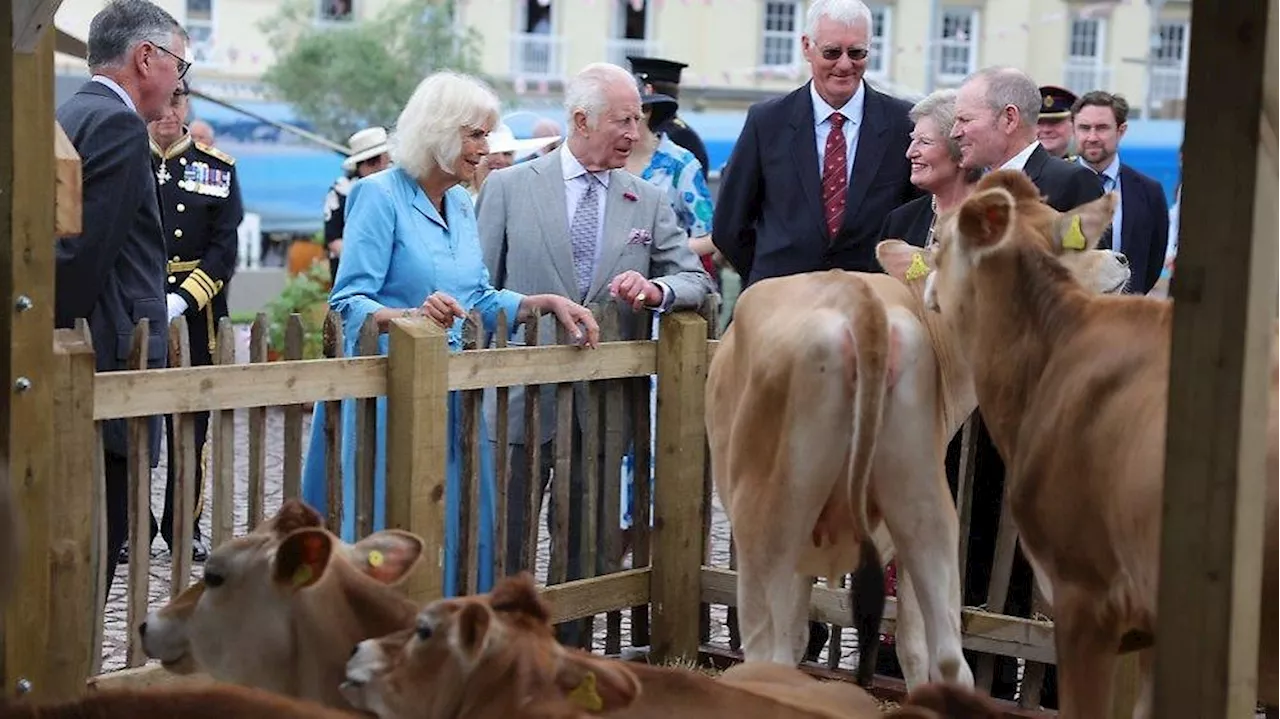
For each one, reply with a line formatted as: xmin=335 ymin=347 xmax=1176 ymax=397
xmin=195 ymin=142 xmax=236 ymax=166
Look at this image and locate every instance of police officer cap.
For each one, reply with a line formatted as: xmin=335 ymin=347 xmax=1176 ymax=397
xmin=626 ymin=56 xmax=688 ymax=86
xmin=1038 ymin=85 xmax=1076 ymax=120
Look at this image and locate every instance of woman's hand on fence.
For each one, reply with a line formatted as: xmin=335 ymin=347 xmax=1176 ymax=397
xmin=419 ymin=292 xmax=467 ymax=329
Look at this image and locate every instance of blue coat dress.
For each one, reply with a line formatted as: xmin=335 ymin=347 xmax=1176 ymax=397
xmin=300 ymin=166 xmax=523 ymax=597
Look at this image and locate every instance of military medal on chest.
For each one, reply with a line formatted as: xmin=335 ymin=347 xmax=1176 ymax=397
xmin=183 ymin=160 xmax=231 ymax=199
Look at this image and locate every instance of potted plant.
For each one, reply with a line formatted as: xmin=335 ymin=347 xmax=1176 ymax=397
xmin=286 ymin=229 xmax=330 ymax=279
xmin=262 ymin=261 xmax=332 ymax=360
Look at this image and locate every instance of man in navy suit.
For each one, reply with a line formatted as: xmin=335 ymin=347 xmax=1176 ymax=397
xmin=1072 ymin=91 xmax=1169 ymax=295
xmin=56 ymin=0 xmax=190 ymax=597
xmin=711 ymin=0 xmax=918 ymax=287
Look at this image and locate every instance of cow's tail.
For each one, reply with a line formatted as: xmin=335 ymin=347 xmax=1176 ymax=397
xmin=839 ymin=276 xmax=891 ymax=687
xmin=851 ymin=539 xmax=885 ymax=687
xmin=843 ymin=276 xmax=891 ymax=545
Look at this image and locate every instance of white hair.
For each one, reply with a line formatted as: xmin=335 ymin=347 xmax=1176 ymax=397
xmin=804 ymin=0 xmax=873 ymax=39
xmin=390 ymin=71 xmax=500 ymax=180
xmin=564 ymin=62 xmax=637 ymax=137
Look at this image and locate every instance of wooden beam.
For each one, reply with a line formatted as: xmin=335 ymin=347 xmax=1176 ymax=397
xmin=53 ymin=121 xmax=80 ymax=236
xmin=699 ymin=566 xmax=1058 ymax=664
xmin=540 ymin=569 xmax=651 ymax=623
xmin=1153 ymin=0 xmax=1278 ymax=716
xmin=11 ymin=1 xmax=61 ymax=53
xmin=2 ymin=21 xmax=59 ymax=700
xmin=650 ymin=312 xmax=709 ymax=663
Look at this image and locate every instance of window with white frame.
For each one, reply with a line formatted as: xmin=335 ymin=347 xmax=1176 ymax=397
xmin=761 ymin=0 xmax=801 ymax=68
xmin=186 ymin=0 xmax=215 ymax=64
xmin=1064 ymin=16 xmax=1108 ymax=94
xmin=936 ymin=7 xmax=977 ymax=85
xmin=866 ymin=4 xmax=891 ymax=78
xmin=318 ymin=0 xmax=355 ymax=22
xmin=1150 ymin=19 xmax=1190 ymax=107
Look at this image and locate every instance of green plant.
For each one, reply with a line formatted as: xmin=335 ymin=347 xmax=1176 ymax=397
xmin=262 ymin=262 xmax=332 ymax=359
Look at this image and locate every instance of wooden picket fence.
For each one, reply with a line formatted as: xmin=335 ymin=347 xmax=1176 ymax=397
xmin=11 ymin=299 xmax=1066 ymax=717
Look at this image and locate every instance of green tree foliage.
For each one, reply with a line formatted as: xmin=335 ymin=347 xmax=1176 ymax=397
xmin=260 ymin=0 xmax=487 ymax=142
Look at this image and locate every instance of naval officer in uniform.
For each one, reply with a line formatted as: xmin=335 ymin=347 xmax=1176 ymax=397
xmin=147 ymin=79 xmax=243 ymax=561
xmin=626 ymin=55 xmax=711 ymax=179
xmin=1036 ymin=84 xmax=1079 ymax=160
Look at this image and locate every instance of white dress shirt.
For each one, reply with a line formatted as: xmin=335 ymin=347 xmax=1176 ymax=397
xmin=1081 ymin=154 xmax=1123 ymax=251
xmin=810 ymin=80 xmax=864 ymax=182
xmin=999 ymin=140 xmax=1041 ymax=172
xmin=90 ymin=74 xmax=138 ymax=113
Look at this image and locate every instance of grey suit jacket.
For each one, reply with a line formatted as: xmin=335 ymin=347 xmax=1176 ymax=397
xmin=476 ymin=147 xmax=714 ymax=445
xmin=56 ymin=81 xmax=168 ymax=463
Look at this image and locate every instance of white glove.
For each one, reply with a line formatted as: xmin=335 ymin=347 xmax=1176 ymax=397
xmin=166 ymin=293 xmax=188 ymax=322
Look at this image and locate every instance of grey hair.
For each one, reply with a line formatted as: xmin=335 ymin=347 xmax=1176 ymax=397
xmin=389 ymin=71 xmax=500 ymax=180
xmin=805 ymin=0 xmax=873 ymax=40
xmin=909 ymin=89 xmax=964 ymax=162
xmin=966 ymin=66 xmax=1042 ymax=128
xmin=87 ymin=0 xmax=185 ymax=71
xmin=564 ymin=62 xmax=637 ymax=136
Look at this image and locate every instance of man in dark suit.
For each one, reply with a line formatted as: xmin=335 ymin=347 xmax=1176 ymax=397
xmin=711 ymin=0 xmax=918 ymax=288
xmin=55 ymin=0 xmax=190 ymax=597
xmin=626 ymin=55 xmax=711 ymax=179
xmin=950 ymin=66 xmax=1106 ymax=710
xmin=1072 ymin=91 xmax=1169 ymax=295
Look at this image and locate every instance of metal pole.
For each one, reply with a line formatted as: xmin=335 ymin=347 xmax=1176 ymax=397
xmin=924 ymin=0 xmax=941 ymax=93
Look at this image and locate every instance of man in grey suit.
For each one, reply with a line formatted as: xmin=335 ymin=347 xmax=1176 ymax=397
xmin=477 ymin=61 xmax=713 ymax=604
xmin=56 ymin=0 xmax=190 ymax=597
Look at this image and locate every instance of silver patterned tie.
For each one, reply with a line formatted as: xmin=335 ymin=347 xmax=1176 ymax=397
xmin=569 ymin=174 xmax=599 ymax=300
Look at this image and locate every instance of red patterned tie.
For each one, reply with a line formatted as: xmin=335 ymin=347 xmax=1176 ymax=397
xmin=821 ymin=112 xmax=848 ymax=239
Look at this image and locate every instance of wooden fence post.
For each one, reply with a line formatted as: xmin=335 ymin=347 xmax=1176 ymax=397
xmin=2 ymin=18 xmax=59 ymax=700
xmin=650 ymin=311 xmax=707 ymax=663
xmin=385 ymin=318 xmax=449 ymax=604
xmin=46 ymin=325 xmax=99 ymax=698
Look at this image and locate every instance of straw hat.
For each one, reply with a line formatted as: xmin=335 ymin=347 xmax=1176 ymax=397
xmin=342 ymin=126 xmax=390 ymax=171
xmin=486 ymin=123 xmax=561 ymax=159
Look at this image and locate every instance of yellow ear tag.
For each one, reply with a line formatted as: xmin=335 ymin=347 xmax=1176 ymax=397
xmin=291 ymin=564 xmax=314 ymax=588
xmin=1062 ymin=215 xmax=1087 ymax=250
xmin=567 ymin=670 xmax=604 ymax=712
xmin=904 ymin=252 xmax=930 ymax=281
xmin=367 ymin=550 xmax=384 ymax=568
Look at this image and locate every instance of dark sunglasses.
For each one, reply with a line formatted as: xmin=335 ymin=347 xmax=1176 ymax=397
xmin=152 ymin=43 xmax=191 ymax=79
xmin=820 ymin=45 xmax=869 ymax=62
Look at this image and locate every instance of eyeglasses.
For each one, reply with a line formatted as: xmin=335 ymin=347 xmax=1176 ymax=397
xmin=819 ymin=45 xmax=869 ymax=62
xmin=152 ymin=43 xmax=191 ymax=79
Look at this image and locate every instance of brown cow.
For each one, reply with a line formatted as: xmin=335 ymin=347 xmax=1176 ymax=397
xmin=705 ymin=242 xmax=1130 ymax=686
xmin=0 ymin=683 xmax=363 ymax=718
xmin=140 ymin=499 xmax=423 ymax=709
xmin=922 ymin=168 xmax=1278 ymax=718
xmin=340 ymin=572 xmax=1014 ymax=719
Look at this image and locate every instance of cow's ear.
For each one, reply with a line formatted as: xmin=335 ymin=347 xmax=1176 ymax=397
xmin=552 ymin=650 xmax=641 ymax=713
xmin=274 ymin=528 xmax=333 ymax=591
xmin=1052 ymin=192 xmax=1117 ymax=253
xmin=877 ymin=239 xmax=935 ymax=284
xmin=449 ymin=602 xmax=495 ymax=669
xmin=349 ymin=530 xmax=424 ymax=586
xmin=956 ymin=187 xmax=1016 ymax=254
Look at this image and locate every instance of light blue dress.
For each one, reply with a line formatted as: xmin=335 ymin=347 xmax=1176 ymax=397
xmin=300 ymin=166 xmax=523 ymax=598
xmin=621 ymin=136 xmax=713 ymax=528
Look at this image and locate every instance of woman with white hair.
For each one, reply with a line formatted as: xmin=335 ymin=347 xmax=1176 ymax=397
xmin=300 ymin=70 xmax=599 ymax=597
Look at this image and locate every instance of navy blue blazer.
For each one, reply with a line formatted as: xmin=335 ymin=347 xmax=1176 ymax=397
xmin=1105 ymin=164 xmax=1169 ymax=295
xmin=712 ymin=80 xmax=919 ymax=286
xmin=56 ymin=81 xmax=168 ymax=461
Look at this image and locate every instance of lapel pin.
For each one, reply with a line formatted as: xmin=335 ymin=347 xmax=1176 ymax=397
xmin=623 ymin=191 xmax=638 ymax=202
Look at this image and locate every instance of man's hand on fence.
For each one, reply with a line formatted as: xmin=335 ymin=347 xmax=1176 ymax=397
xmin=419 ymin=292 xmax=466 ymax=330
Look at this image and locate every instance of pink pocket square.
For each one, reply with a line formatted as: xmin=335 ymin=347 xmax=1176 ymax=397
xmin=626 ymin=228 xmax=652 ymax=245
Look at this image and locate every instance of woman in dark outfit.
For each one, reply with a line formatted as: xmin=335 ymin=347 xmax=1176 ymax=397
xmin=873 ymin=87 xmax=982 ymax=681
